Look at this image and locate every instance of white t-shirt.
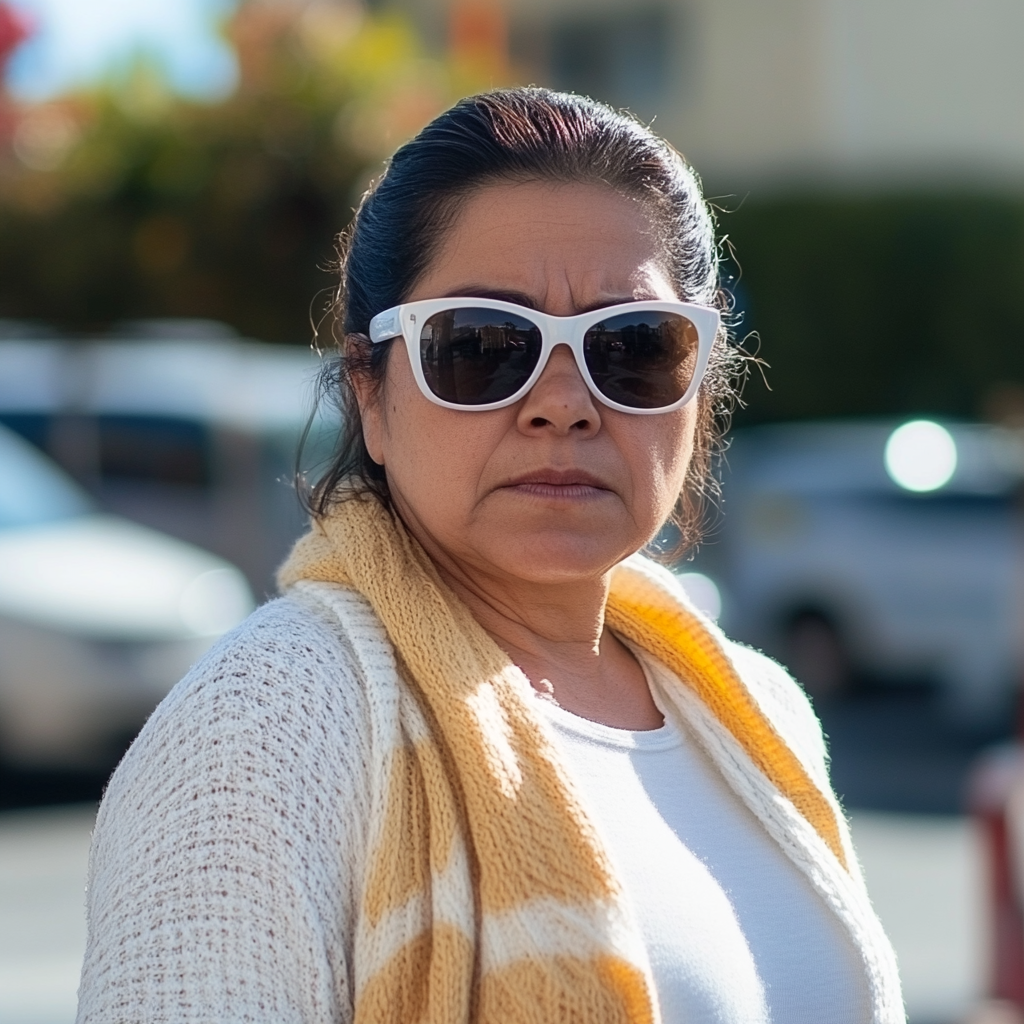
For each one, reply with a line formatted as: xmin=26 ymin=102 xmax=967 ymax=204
xmin=536 ymin=693 xmax=871 ymax=1024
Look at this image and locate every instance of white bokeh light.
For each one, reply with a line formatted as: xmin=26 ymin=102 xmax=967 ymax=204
xmin=884 ymin=420 xmax=958 ymax=492
xmin=678 ymin=572 xmax=722 ymax=621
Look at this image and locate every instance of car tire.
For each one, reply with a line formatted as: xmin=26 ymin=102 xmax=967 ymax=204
xmin=784 ymin=612 xmax=851 ymax=701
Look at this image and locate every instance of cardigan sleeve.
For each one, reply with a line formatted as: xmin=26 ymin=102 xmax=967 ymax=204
xmin=76 ymin=593 xmax=374 ymax=1024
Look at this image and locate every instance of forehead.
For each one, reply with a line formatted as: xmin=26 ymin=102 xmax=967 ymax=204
xmin=407 ymin=179 xmax=675 ymax=306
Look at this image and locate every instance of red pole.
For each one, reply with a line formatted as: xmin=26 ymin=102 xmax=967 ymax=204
xmin=969 ymin=745 xmax=1024 ymax=1005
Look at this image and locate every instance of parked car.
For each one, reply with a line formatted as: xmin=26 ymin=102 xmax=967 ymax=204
xmin=0 ymin=422 xmax=254 ymax=769
xmin=710 ymin=419 xmax=1024 ymax=726
xmin=0 ymin=320 xmax=326 ymax=599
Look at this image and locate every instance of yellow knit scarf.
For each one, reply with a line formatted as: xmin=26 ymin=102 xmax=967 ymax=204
xmin=277 ymin=498 xmax=847 ymax=1024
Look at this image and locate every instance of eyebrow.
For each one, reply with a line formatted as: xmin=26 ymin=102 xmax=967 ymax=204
xmin=436 ymin=287 xmax=649 ymax=314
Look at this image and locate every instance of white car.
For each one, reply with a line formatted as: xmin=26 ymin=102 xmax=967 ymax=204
xmin=0 ymin=323 xmax=325 ymax=599
xmin=712 ymin=419 xmax=1024 ymax=727
xmin=0 ymin=423 xmax=254 ymax=768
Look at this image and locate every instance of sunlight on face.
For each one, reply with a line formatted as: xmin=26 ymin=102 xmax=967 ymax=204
xmin=357 ymin=179 xmax=698 ymax=588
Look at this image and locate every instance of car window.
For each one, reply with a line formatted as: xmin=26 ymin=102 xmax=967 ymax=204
xmin=96 ymin=415 xmax=212 ymax=488
xmin=0 ymin=425 xmax=93 ymax=529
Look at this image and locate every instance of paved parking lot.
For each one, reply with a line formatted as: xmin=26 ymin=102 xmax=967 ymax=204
xmin=0 ymin=802 xmax=989 ymax=1024
xmin=0 ymin=805 xmax=94 ymax=1024
xmin=854 ymin=811 xmax=985 ymax=1023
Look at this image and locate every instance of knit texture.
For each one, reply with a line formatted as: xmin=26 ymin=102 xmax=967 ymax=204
xmin=76 ymin=536 xmax=905 ymax=1023
xmin=270 ymin=498 xmax=866 ymax=1024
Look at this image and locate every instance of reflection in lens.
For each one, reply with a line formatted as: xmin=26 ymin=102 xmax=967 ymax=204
xmin=420 ymin=308 xmax=542 ymax=405
xmin=584 ymin=311 xmax=699 ymax=409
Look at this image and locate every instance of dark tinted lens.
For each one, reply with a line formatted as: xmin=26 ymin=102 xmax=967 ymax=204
xmin=583 ymin=310 xmax=700 ymax=409
xmin=419 ymin=307 xmax=542 ymax=405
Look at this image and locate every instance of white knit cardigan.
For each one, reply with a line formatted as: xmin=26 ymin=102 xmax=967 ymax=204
xmin=76 ymin=581 xmax=905 ymax=1023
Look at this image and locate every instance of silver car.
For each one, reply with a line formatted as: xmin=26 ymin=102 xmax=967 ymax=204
xmin=0 ymin=326 xmax=325 ymax=598
xmin=713 ymin=419 xmax=1024 ymax=727
xmin=0 ymin=423 xmax=254 ymax=768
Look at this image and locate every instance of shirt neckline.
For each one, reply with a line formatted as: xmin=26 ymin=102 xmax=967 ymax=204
xmin=533 ymin=693 xmax=684 ymax=752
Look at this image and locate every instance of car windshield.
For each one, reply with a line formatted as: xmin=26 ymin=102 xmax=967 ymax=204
xmin=0 ymin=425 xmax=93 ymax=529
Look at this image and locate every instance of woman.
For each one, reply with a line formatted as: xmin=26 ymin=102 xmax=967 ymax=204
xmin=77 ymin=89 xmax=904 ymax=1024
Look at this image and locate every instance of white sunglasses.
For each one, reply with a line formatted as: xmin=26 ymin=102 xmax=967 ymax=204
xmin=368 ymin=297 xmax=720 ymax=414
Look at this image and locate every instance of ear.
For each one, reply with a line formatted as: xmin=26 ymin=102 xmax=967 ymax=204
xmin=347 ymin=335 xmax=386 ymax=466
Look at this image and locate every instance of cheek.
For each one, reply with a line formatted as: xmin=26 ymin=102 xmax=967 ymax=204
xmin=375 ymin=355 xmax=506 ymax=518
xmin=625 ymin=407 xmax=698 ymax=512
xmin=387 ymin=415 xmax=477 ymax=494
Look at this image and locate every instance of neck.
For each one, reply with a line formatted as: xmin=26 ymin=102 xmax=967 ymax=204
xmin=414 ymin=533 xmax=664 ymax=731
xmin=442 ymin=561 xmax=611 ymax=667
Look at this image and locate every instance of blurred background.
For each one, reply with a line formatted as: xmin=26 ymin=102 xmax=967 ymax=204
xmin=2 ymin=0 xmax=1024 ymax=1022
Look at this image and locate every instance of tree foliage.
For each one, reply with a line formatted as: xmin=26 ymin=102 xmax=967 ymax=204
xmin=0 ymin=2 xmax=502 ymax=342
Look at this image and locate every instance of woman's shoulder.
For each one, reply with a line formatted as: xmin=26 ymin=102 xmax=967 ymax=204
xmin=623 ymin=555 xmax=827 ymax=778
xmin=108 ymin=584 xmax=394 ymax=805
xmin=155 ymin=582 xmax=387 ymax=727
xmin=90 ymin=584 xmax=387 ymax=922
xmin=81 ymin=587 xmax=381 ymax=1023
xmin=200 ymin=580 xmax=384 ymax=675
xmin=721 ymin=637 xmax=831 ymax=788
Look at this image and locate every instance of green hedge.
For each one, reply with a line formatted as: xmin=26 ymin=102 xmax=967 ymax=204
xmin=722 ymin=194 xmax=1024 ymax=424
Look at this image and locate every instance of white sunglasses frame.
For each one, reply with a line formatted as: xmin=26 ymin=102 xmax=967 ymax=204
xmin=368 ymin=297 xmax=721 ymax=414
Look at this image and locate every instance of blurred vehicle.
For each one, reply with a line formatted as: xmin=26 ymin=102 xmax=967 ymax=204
xmin=713 ymin=419 xmax=1024 ymax=726
xmin=0 ymin=421 xmax=254 ymax=769
xmin=0 ymin=320 xmax=327 ymax=600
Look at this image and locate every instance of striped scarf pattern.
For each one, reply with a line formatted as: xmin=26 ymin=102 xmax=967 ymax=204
xmin=277 ymin=498 xmax=849 ymax=1024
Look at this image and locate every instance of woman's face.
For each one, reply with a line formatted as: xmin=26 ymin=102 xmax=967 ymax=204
xmin=357 ymin=180 xmax=699 ymax=587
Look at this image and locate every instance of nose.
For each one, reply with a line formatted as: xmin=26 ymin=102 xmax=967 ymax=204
xmin=515 ymin=344 xmax=601 ymax=436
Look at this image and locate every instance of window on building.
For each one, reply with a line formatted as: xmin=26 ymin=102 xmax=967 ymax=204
xmin=549 ymin=7 xmax=672 ymax=116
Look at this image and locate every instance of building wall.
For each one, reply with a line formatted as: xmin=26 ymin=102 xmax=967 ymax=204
xmin=398 ymin=0 xmax=1024 ymax=191
xmin=814 ymin=0 xmax=1024 ymax=182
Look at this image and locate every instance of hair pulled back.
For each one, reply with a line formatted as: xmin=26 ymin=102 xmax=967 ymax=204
xmin=304 ymin=87 xmax=743 ymax=556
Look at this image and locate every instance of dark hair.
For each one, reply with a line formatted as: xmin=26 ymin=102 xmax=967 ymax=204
xmin=302 ymin=87 xmax=744 ymax=556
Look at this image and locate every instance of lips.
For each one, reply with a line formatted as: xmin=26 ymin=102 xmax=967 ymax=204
xmin=500 ymin=468 xmax=612 ymax=498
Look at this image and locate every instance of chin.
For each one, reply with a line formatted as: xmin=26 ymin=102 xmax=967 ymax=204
xmin=492 ymin=531 xmax=638 ymax=583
